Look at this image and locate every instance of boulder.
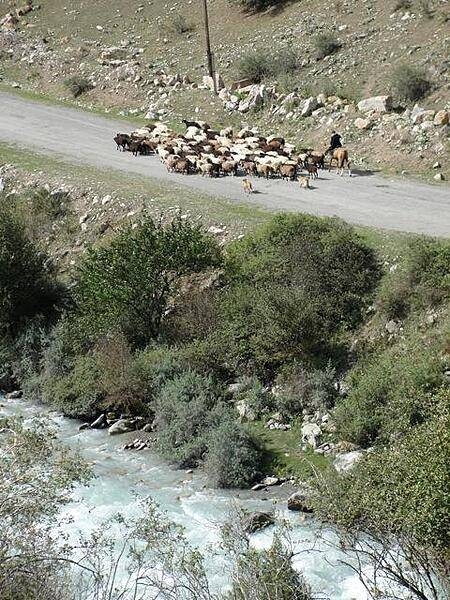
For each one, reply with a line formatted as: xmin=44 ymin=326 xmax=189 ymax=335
xmin=287 ymin=491 xmax=314 ymax=513
xmin=301 ymin=422 xmax=321 ymax=448
xmin=202 ymin=73 xmax=225 ymax=92
xmin=242 ymin=511 xmax=275 ymax=533
xmin=236 ymin=398 xmax=257 ymax=422
xmin=301 ymin=96 xmax=319 ymax=117
xmin=357 ymin=95 xmax=392 ymax=114
xmin=78 ymin=423 xmax=90 ymax=431
xmin=354 ymin=117 xmax=372 ymax=130
xmin=260 ymin=476 xmax=281 ymax=487
xmin=90 ymin=413 xmax=106 ymax=429
xmin=238 ymin=84 xmax=267 ymax=113
xmin=412 ymin=109 xmax=435 ymax=125
xmin=434 ymin=110 xmax=449 ymax=126
xmin=108 ymin=418 xmax=137 ymax=435
xmin=5 ymin=390 xmax=22 ymax=399
xmin=434 ymin=173 xmax=445 ymax=181
xmin=333 ymin=450 xmax=364 ymax=473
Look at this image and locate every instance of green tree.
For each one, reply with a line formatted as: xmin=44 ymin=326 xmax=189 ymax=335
xmin=75 ymin=216 xmax=221 ymax=347
xmin=0 ymin=208 xmax=62 ymax=339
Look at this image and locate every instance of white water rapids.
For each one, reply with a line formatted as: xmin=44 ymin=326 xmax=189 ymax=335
xmin=1 ymin=396 xmax=371 ymax=600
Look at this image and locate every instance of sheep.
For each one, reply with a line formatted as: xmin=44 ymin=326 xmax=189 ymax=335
xmin=242 ymin=160 xmax=257 ymax=176
xmin=221 ymin=160 xmax=238 ymax=177
xmin=113 ymin=133 xmax=131 ymax=151
xmin=173 ymin=159 xmax=190 ymax=175
xmin=256 ymin=163 xmax=274 ymax=179
xmin=279 ymin=164 xmax=297 ymax=181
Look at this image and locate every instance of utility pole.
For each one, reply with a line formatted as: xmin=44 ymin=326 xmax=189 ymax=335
xmin=202 ymin=0 xmax=217 ymax=93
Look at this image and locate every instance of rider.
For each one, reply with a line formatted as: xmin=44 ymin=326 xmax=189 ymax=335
xmin=327 ymin=130 xmax=343 ymax=154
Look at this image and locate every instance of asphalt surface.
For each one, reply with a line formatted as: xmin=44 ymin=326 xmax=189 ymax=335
xmin=1 ymin=91 xmax=449 ymax=237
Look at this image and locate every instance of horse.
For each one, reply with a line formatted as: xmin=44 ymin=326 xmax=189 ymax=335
xmin=329 ymin=148 xmax=351 ymax=177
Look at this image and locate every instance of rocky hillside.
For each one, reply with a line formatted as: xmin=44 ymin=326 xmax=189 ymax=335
xmin=0 ymin=0 xmax=449 ymax=180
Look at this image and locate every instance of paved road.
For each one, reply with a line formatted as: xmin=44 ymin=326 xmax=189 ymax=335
xmin=0 ymin=92 xmax=449 ymax=236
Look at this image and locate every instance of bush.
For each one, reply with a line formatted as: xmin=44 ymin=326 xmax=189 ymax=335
xmin=205 ymin=417 xmax=262 ymax=487
xmin=166 ymin=12 xmax=194 ymax=34
xmin=237 ymin=50 xmax=271 ymax=83
xmin=315 ymin=393 xmax=450 ymax=598
xmin=238 ymin=47 xmax=299 ymax=83
xmin=154 ymin=371 xmax=226 ymax=468
xmin=231 ymin=0 xmax=288 ymax=11
xmin=334 ymin=337 xmax=444 ymax=447
xmin=0 ymin=208 xmax=63 ymax=339
xmin=75 ymin=216 xmax=221 ymax=347
xmin=314 ymin=33 xmax=341 ymax=59
xmin=216 ymin=214 xmax=380 ymax=376
xmin=64 ymin=76 xmax=93 ymax=98
xmin=42 ymin=353 xmax=103 ymax=419
xmin=377 ymin=237 xmax=450 ymax=319
xmin=274 ymin=362 xmax=336 ymax=419
xmin=391 ymin=64 xmax=431 ymax=101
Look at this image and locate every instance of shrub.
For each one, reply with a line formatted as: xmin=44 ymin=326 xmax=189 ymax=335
xmin=166 ymin=12 xmax=194 ymax=34
xmin=0 ymin=208 xmax=62 ymax=339
xmin=64 ymin=76 xmax=93 ymax=98
xmin=377 ymin=237 xmax=450 ymax=319
xmin=237 ymin=50 xmax=271 ymax=83
xmin=314 ymin=33 xmax=341 ymax=59
xmin=231 ymin=0 xmax=288 ymax=11
xmin=205 ymin=417 xmax=262 ymax=488
xmin=315 ymin=393 xmax=450 ymax=598
xmin=238 ymin=47 xmax=299 ymax=83
xmin=218 ymin=214 xmax=380 ymax=375
xmin=42 ymin=353 xmax=103 ymax=418
xmin=334 ymin=337 xmax=444 ymax=447
xmin=75 ymin=216 xmax=221 ymax=347
xmin=154 ymin=371 xmax=226 ymax=468
xmin=274 ymin=362 xmax=336 ymax=419
xmin=391 ymin=64 xmax=431 ymax=101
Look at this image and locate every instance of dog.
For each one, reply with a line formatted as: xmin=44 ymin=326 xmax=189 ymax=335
xmin=242 ymin=178 xmax=254 ymax=194
xmin=298 ymin=175 xmax=310 ymax=189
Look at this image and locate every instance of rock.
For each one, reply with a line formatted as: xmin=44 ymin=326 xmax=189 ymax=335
xmin=354 ymin=117 xmax=372 ymax=130
xmin=385 ymin=319 xmax=400 ymax=334
xmin=260 ymin=476 xmax=281 ymax=487
xmin=141 ymin=423 xmax=153 ymax=432
xmin=357 ymin=95 xmax=392 ymax=114
xmin=238 ymin=84 xmax=270 ymax=113
xmin=101 ymin=194 xmax=112 ymax=205
xmin=202 ymin=73 xmax=225 ymax=92
xmin=433 ymin=162 xmax=441 ymax=169
xmin=230 ymin=78 xmax=254 ymax=91
xmin=5 ymin=390 xmax=22 ymax=399
xmin=301 ymin=422 xmax=321 ymax=448
xmin=333 ymin=450 xmax=364 ymax=473
xmin=413 ymin=109 xmax=435 ymax=125
xmin=242 ymin=511 xmax=275 ymax=533
xmin=434 ymin=110 xmax=449 ymax=126
xmin=434 ymin=173 xmax=445 ymax=181
xmin=108 ymin=418 xmax=137 ymax=435
xmin=287 ymin=491 xmax=314 ymax=513
xmin=236 ymin=398 xmax=257 ymax=422
xmin=90 ymin=413 xmax=106 ymax=429
xmin=251 ymin=483 xmax=266 ymax=491
xmin=207 ymin=225 xmax=226 ymax=235
xmin=301 ymin=96 xmax=319 ymax=117
xmin=78 ymin=423 xmax=90 ymax=431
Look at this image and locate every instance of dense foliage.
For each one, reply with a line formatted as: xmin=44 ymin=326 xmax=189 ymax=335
xmin=75 ymin=216 xmax=221 ymax=347
xmin=0 ymin=208 xmax=62 ymax=339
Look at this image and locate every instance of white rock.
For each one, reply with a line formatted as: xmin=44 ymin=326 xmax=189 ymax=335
xmin=301 ymin=422 xmax=321 ymax=448
xmin=434 ymin=173 xmax=445 ymax=181
xmin=301 ymin=96 xmax=319 ymax=117
xmin=354 ymin=117 xmax=372 ymax=130
xmin=357 ymin=95 xmax=393 ymax=114
xmin=333 ymin=450 xmax=364 ymax=473
xmin=102 ymin=194 xmax=112 ymax=205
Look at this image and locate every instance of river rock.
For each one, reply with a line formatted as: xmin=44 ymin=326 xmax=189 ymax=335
xmin=333 ymin=450 xmax=364 ymax=473
xmin=301 ymin=422 xmax=321 ymax=448
xmin=357 ymin=95 xmax=392 ymax=114
xmin=78 ymin=423 xmax=90 ymax=431
xmin=90 ymin=413 xmax=106 ymax=429
xmin=242 ymin=511 xmax=275 ymax=533
xmin=5 ymin=390 xmax=22 ymax=399
xmin=287 ymin=491 xmax=314 ymax=513
xmin=108 ymin=418 xmax=136 ymax=435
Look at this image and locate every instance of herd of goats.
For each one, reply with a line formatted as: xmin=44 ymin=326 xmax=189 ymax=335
xmin=113 ymin=119 xmax=352 ymax=191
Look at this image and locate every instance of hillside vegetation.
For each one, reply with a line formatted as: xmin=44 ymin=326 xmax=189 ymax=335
xmin=0 ymin=0 xmax=449 ymax=179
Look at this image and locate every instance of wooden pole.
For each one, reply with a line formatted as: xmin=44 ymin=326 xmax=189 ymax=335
xmin=202 ymin=0 xmax=217 ymax=93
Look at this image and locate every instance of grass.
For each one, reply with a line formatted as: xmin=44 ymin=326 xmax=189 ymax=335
xmin=249 ymin=421 xmax=331 ymax=480
xmin=0 ymin=143 xmax=270 ymax=235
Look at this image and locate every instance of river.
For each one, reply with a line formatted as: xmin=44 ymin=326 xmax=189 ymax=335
xmin=1 ymin=395 xmax=370 ymax=600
